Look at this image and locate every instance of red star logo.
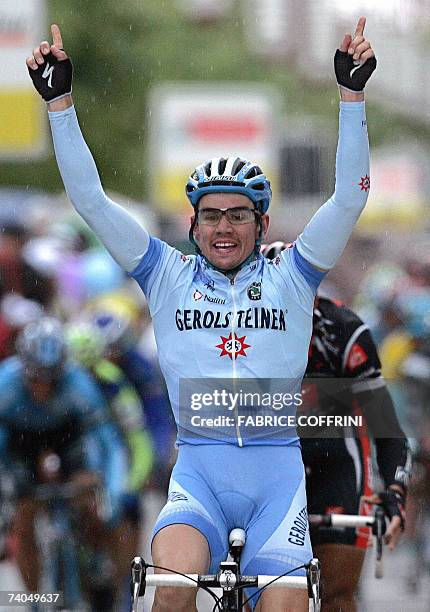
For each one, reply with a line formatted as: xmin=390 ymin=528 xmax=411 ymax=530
xmin=216 ymin=332 xmax=251 ymax=359
xmin=359 ymin=174 xmax=370 ymax=191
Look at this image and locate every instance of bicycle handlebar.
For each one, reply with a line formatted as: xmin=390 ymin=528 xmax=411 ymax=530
xmin=130 ymin=557 xmax=321 ymax=612
xmin=309 ymin=513 xmax=375 ymax=528
xmin=141 ymin=573 xmax=308 ymax=589
xmin=309 ymin=508 xmax=386 ymax=579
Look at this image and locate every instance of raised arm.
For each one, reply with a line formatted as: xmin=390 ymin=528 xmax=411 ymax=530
xmin=295 ymin=17 xmax=377 ymax=271
xmin=27 ymin=25 xmax=149 ymax=273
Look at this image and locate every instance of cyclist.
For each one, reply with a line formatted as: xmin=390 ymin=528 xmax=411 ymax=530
xmin=67 ymin=319 xmax=154 ymax=491
xmin=27 ymin=19 xmax=376 ymax=611
xmin=66 ymin=319 xmax=154 ymax=609
xmin=86 ymin=293 xmax=176 ymax=490
xmin=262 ymin=241 xmax=410 ymax=611
xmin=0 ymin=317 xmax=129 ymax=604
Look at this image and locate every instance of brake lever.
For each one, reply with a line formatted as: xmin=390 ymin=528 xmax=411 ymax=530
xmin=131 ymin=556 xmax=146 ymax=611
xmin=372 ymin=506 xmax=386 ymax=579
xmin=307 ymin=558 xmax=321 ymax=612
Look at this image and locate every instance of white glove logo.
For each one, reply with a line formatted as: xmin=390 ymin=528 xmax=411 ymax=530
xmin=42 ymin=63 xmax=54 ymax=88
xmin=349 ymin=63 xmax=362 ymax=79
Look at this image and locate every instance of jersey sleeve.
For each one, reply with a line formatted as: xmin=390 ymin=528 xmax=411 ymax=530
xmin=296 ymin=102 xmax=370 ymax=270
xmin=48 ymin=106 xmax=150 ymax=273
xmin=274 ymin=244 xmax=326 ymax=300
xmin=356 ymin=385 xmax=411 ymax=490
xmin=291 ymin=245 xmax=326 ymax=293
xmin=129 ymin=237 xmax=195 ymax=315
xmin=342 ymin=325 xmax=385 ymax=392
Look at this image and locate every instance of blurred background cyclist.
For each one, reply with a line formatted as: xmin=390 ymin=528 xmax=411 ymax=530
xmin=0 ymin=317 xmax=131 ymax=610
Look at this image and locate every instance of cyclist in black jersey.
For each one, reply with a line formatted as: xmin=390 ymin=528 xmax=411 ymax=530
xmin=263 ymin=242 xmax=410 ymax=612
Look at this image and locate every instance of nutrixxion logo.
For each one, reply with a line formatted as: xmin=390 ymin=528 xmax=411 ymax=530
xmin=216 ymin=332 xmax=250 ymax=359
xmin=359 ymin=174 xmax=370 ymax=191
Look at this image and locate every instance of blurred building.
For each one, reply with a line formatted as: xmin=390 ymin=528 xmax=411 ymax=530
xmin=244 ymin=0 xmax=430 ymax=124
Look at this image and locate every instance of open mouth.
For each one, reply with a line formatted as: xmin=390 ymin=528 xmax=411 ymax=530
xmin=213 ymin=241 xmax=238 ymax=253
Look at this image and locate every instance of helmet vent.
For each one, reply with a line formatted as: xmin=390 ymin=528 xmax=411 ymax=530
xmin=232 ymin=159 xmax=247 ymax=174
xmin=244 ymin=166 xmax=262 ymax=179
xmin=218 ymin=158 xmax=228 ymax=174
xmin=252 ymin=182 xmax=265 ymax=191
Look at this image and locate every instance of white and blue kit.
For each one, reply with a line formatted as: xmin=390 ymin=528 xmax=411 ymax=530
xmin=48 ymin=100 xmax=370 ymax=604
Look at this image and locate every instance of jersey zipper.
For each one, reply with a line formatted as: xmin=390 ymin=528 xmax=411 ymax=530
xmin=230 ymin=277 xmax=243 ymax=447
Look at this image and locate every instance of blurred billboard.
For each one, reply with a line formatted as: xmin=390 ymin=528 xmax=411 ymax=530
xmin=0 ymin=0 xmax=46 ymax=160
xmin=148 ymin=82 xmax=281 ymax=213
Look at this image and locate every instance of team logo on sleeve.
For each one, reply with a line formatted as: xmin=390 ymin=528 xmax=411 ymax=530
xmin=216 ymin=333 xmax=250 ymax=359
xmin=247 ymin=282 xmax=262 ymax=301
xmin=359 ymin=174 xmax=370 ymax=191
xmin=346 ymin=343 xmax=368 ymax=371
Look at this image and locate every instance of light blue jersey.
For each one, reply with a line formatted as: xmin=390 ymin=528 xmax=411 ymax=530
xmin=131 ymin=241 xmax=324 ymax=445
xmin=48 ymin=102 xmax=370 ymax=445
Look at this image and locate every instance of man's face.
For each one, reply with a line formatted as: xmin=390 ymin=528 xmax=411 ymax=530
xmin=193 ymin=193 xmax=269 ymax=271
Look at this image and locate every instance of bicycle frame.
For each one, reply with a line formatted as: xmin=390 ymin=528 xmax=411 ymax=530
xmin=34 ymin=476 xmax=108 ymax=610
xmin=35 ymin=490 xmax=82 ymax=610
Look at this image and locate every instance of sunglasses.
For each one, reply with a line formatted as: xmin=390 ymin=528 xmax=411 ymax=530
xmin=198 ymin=207 xmax=259 ymax=226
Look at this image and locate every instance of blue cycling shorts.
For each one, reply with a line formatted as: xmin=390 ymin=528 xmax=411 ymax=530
xmin=152 ymin=443 xmax=312 ymax=609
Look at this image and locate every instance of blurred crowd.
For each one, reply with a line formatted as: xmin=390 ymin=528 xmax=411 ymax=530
xmin=0 ymin=202 xmax=176 ymax=610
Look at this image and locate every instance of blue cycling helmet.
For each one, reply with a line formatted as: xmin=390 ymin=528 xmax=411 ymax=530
xmin=186 ymin=156 xmax=272 ymax=213
xmin=16 ymin=317 xmax=67 ymax=381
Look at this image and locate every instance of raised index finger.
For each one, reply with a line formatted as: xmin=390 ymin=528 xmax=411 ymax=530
xmin=51 ymin=23 xmax=63 ymax=49
xmin=354 ymin=16 xmax=366 ymax=38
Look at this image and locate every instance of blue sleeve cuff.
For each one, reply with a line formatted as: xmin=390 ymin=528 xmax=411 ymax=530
xmin=129 ymin=236 xmax=163 ymax=294
xmin=292 ymin=246 xmax=326 ymax=292
xmin=48 ymin=105 xmax=77 ymax=119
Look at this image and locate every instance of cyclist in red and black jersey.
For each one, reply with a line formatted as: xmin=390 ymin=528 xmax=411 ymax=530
xmin=263 ymin=242 xmax=410 ymax=612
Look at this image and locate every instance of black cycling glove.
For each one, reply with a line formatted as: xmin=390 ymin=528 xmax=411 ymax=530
xmin=28 ymin=52 xmax=73 ymax=102
xmin=378 ymin=489 xmax=406 ymax=530
xmin=334 ymin=50 xmax=377 ymax=92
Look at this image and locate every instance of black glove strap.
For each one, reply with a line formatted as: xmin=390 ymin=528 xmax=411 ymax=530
xmin=28 ymin=52 xmax=73 ymax=102
xmin=334 ymin=50 xmax=377 ymax=92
